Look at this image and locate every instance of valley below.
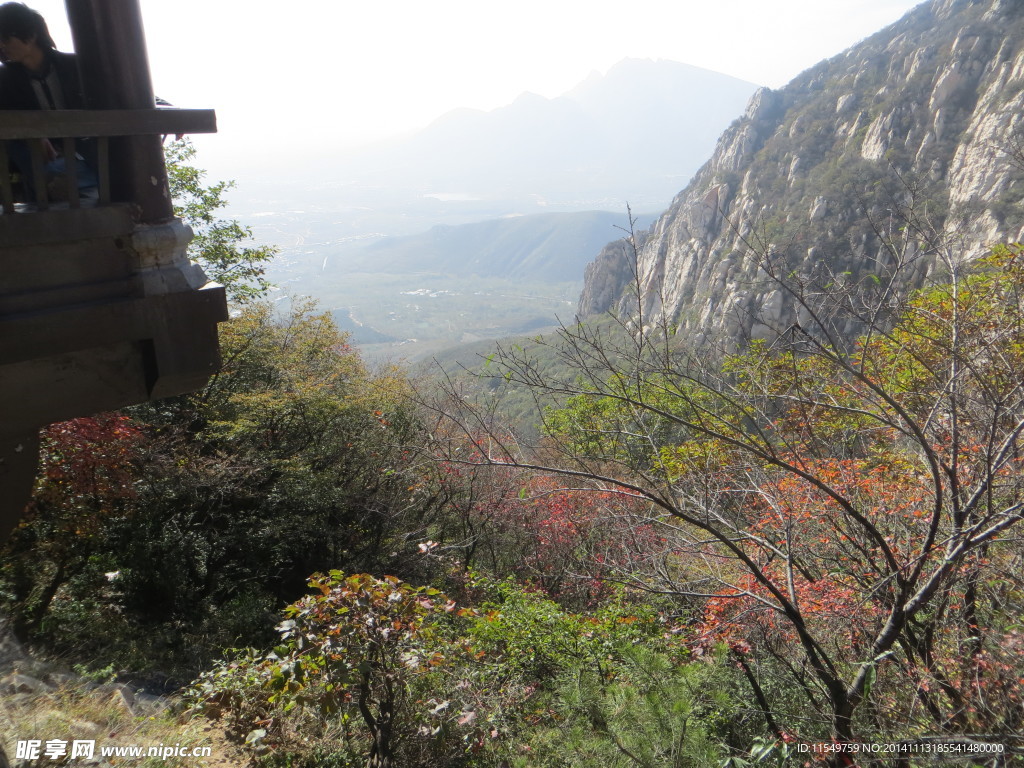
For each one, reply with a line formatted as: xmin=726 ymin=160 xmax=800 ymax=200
xmin=255 ymin=196 xmax=654 ymax=361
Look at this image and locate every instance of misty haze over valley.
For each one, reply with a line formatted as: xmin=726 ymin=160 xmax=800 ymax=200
xmin=238 ymin=59 xmax=758 ymax=358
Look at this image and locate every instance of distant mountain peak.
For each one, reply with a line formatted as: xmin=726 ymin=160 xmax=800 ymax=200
xmin=511 ymin=91 xmax=548 ymax=105
xmin=340 ymin=57 xmax=760 ymax=211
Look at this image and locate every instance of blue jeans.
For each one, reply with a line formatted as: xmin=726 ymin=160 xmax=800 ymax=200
xmin=7 ymin=139 xmax=98 ymax=199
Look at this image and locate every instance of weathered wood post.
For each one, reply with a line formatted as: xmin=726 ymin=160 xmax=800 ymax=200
xmin=65 ymin=0 xmax=172 ymax=223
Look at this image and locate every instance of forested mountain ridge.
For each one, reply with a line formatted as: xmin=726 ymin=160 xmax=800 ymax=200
xmin=349 ymin=210 xmax=655 ymax=282
xmin=579 ymin=0 xmax=1024 ymax=338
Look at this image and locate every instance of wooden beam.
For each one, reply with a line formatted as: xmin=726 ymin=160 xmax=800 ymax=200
xmin=0 ymin=430 xmax=40 ymax=543
xmin=28 ymin=139 xmax=48 ymax=211
xmin=0 ymin=204 xmax=134 ymax=248
xmin=63 ymin=137 xmax=80 ymax=209
xmin=0 ymin=109 xmax=217 ymax=140
xmin=0 ymin=286 xmax=228 ymax=365
xmin=66 ymin=0 xmax=176 ymax=222
xmin=97 ymin=136 xmax=110 ymax=204
xmin=0 ymin=142 xmax=13 ymax=213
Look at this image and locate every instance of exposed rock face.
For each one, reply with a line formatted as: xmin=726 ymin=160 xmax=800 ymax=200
xmin=578 ymin=0 xmax=1024 ymax=339
xmin=580 ymin=233 xmax=647 ymax=318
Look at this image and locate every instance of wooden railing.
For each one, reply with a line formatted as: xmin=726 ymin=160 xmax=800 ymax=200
xmin=0 ymin=108 xmax=216 ymax=213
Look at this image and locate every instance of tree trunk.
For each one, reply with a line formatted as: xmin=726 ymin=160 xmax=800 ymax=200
xmin=14 ymin=559 xmax=66 ymax=638
xmin=359 ymin=673 xmax=394 ymax=768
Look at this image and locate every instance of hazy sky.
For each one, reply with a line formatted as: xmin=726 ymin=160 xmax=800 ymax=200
xmin=28 ymin=0 xmax=925 ymax=181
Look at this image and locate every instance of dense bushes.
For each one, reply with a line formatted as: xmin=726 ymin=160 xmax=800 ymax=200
xmin=187 ymin=572 xmax=747 ymax=768
xmin=7 ymin=244 xmax=1024 ymax=763
xmin=5 ymin=142 xmax=1024 ymax=763
xmin=428 ymin=244 xmax=1024 ymax=757
xmin=0 ymin=301 xmax=446 ymax=677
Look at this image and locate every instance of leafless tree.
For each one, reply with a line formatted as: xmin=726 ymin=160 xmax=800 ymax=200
xmin=422 ymin=208 xmax=1024 ymax=759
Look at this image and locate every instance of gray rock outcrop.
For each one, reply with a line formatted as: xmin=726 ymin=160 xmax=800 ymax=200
xmin=578 ymin=0 xmax=1024 ymax=341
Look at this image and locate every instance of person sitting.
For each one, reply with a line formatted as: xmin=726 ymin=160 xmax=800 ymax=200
xmin=0 ymin=1 xmax=97 ymax=201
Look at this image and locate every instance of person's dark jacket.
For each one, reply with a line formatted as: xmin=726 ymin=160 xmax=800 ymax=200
xmin=0 ymin=49 xmax=86 ymax=110
xmin=0 ymin=50 xmax=96 ymax=196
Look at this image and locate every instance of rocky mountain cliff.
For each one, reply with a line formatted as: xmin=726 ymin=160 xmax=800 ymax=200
xmin=579 ymin=0 xmax=1024 ymax=339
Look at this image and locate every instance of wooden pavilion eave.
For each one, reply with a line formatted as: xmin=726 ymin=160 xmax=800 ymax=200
xmin=0 ymin=2 xmax=228 ymax=540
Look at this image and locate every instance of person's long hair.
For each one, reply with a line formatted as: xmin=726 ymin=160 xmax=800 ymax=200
xmin=0 ymin=2 xmax=57 ymax=53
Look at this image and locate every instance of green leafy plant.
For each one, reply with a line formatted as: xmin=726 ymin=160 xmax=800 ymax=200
xmin=190 ymin=572 xmax=478 ymax=768
xmin=165 ymin=138 xmax=276 ymax=302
